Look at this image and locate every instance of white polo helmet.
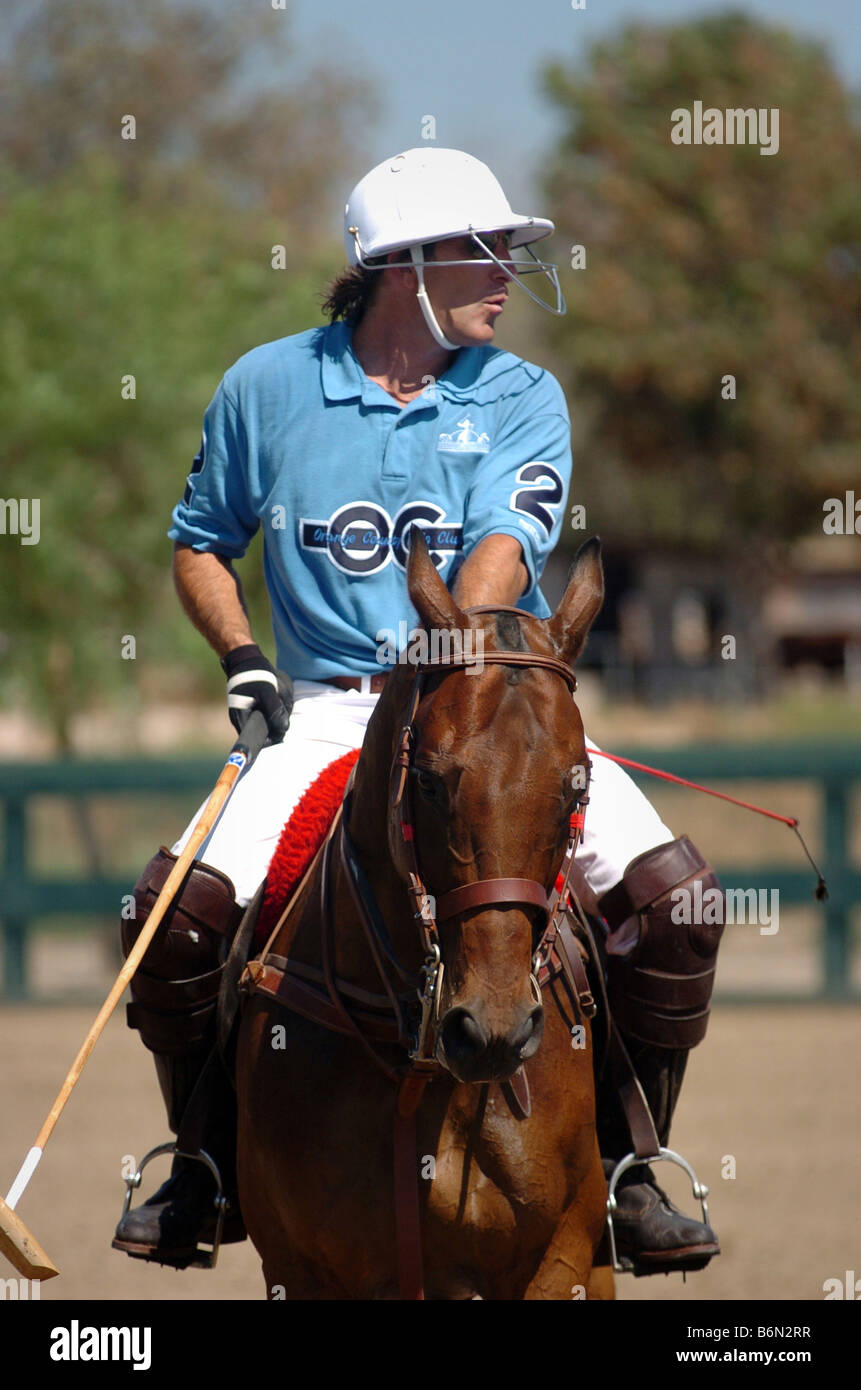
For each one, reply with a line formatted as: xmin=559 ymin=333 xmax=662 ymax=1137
xmin=343 ymin=148 xmax=565 ymax=349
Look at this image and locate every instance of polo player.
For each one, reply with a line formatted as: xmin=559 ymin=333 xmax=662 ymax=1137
xmin=112 ymin=148 xmax=723 ymax=1280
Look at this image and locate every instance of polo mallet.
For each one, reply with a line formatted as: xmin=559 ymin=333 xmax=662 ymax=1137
xmin=0 ymin=709 xmax=270 ymax=1281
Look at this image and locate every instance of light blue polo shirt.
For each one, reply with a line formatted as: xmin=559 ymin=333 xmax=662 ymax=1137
xmin=169 ymin=321 xmax=572 ymax=680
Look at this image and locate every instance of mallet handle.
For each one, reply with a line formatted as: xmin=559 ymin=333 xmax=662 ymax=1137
xmin=4 ymin=713 xmax=268 ymax=1210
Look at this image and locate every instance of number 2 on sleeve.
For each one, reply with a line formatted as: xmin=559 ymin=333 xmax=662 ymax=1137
xmin=510 ymin=462 xmax=564 ymax=536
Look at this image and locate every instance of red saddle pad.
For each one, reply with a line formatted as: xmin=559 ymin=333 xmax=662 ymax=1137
xmin=255 ymin=748 xmax=360 ymax=946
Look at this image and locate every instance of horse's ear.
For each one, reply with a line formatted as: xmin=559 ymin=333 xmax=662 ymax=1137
xmin=407 ymin=525 xmax=469 ymax=633
xmin=547 ymin=536 xmax=604 ymax=666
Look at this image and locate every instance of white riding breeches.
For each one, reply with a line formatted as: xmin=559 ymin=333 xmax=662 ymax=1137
xmin=172 ymin=681 xmax=673 ymax=907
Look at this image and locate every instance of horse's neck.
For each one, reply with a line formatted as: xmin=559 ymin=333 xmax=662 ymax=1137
xmin=288 ymin=672 xmax=420 ymax=994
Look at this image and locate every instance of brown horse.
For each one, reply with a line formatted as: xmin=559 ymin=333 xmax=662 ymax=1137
xmin=235 ymin=533 xmax=612 ymax=1299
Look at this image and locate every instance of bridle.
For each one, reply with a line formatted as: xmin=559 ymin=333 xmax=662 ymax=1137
xmin=380 ymin=610 xmax=591 ymax=1072
xmin=248 ymin=609 xmax=592 ymax=1082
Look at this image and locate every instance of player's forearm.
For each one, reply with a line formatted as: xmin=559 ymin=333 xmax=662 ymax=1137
xmin=172 ymin=544 xmax=254 ymax=658
xmin=452 ymin=534 xmax=528 ymax=608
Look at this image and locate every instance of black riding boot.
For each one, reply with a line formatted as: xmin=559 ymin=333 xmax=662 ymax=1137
xmin=111 ymin=849 xmax=247 ymax=1268
xmin=596 ymin=837 xmax=724 ymax=1277
xmin=597 ymin=1045 xmax=719 ymax=1275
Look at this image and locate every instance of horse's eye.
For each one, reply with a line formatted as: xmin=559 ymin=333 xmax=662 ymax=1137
xmin=415 ymin=769 xmax=437 ymax=797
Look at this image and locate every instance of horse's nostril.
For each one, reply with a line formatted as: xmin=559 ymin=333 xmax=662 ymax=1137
xmin=437 ymin=1003 xmax=545 ymax=1078
xmin=460 ymin=1013 xmax=485 ymax=1046
xmin=512 ymin=1006 xmax=544 ymax=1057
xmin=439 ymin=1007 xmax=488 ymax=1062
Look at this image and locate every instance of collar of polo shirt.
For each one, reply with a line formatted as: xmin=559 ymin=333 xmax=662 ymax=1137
xmin=320 ymin=321 xmax=505 ymax=407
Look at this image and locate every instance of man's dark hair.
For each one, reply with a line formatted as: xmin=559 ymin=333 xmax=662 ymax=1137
xmin=321 ymin=245 xmax=436 ymax=325
xmin=320 ymin=261 xmax=383 ymax=325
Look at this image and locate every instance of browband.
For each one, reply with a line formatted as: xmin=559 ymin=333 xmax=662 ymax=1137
xmin=419 ymin=650 xmax=577 ymax=694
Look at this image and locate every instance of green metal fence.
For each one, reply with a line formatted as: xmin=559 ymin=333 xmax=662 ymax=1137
xmin=1 ymin=743 xmax=859 ymax=1002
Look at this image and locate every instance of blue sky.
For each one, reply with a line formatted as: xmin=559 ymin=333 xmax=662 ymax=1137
xmin=287 ymin=0 xmax=858 ymax=206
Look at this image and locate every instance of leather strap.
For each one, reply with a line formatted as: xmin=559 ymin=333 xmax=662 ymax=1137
xmin=126 ymin=991 xmax=223 ymax=1052
xmin=339 ymin=818 xmax=418 ymax=1049
xmin=141 ymin=848 xmax=244 ymax=938
xmin=319 ymin=815 xmax=401 ymax=1083
xmin=274 ymin=955 xmax=396 ymax=1011
xmin=435 ymin=877 xmax=549 ymax=922
xmin=341 ymin=811 xmax=420 ymax=988
xmin=243 ymin=961 xmax=403 ymax=1043
xmin=175 ymin=1043 xmax=223 ymax=1157
xmin=128 ymin=963 xmax=224 ymax=1013
xmin=501 ymin=1066 xmax=531 ymax=1120
xmin=218 ymin=882 xmax=265 ymax=1075
xmin=555 ymin=912 xmax=597 ymax=1019
xmin=464 ymin=604 xmax=533 ymax=616
xmin=609 ymin=1023 xmax=661 ymax=1160
xmin=420 ymin=649 xmax=578 ymax=693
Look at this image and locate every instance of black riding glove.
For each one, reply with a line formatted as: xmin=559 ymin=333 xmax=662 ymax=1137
xmin=221 ymin=644 xmax=292 ymax=742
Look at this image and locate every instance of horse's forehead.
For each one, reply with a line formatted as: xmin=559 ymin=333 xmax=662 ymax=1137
xmin=482 ymin=611 xmax=555 ymax=655
xmin=493 ymin=611 xmax=528 ymax=651
xmin=417 ymin=659 xmax=581 ymax=760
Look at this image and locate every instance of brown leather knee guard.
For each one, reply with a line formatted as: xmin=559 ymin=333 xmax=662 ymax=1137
xmin=121 ymin=848 xmax=244 ymax=1127
xmin=598 ymin=836 xmax=724 ymax=1050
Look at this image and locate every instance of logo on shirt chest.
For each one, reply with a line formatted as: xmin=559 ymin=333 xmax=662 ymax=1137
xmin=437 ymin=416 xmax=490 ymax=454
xmin=299 ymin=500 xmax=462 ymax=575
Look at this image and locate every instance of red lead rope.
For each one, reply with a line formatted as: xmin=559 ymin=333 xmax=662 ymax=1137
xmin=589 ymin=749 xmax=829 ymax=901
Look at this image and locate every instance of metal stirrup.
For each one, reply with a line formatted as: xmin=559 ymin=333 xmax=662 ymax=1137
xmin=605 ymin=1147 xmax=711 ymax=1274
xmin=118 ymin=1141 xmax=229 ymax=1270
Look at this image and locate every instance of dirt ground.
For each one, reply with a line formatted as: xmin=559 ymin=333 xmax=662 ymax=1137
xmin=0 ymin=1003 xmax=858 ymax=1303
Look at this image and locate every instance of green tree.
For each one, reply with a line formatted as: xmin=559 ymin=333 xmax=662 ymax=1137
xmin=0 ymin=0 xmax=374 ymax=229
xmin=543 ymin=12 xmax=861 ymax=556
xmin=0 ymin=164 xmax=330 ymax=748
xmin=0 ymin=0 xmax=377 ymax=749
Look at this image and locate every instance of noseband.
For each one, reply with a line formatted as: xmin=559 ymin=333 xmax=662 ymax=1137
xmin=383 ymin=635 xmax=590 ymax=1068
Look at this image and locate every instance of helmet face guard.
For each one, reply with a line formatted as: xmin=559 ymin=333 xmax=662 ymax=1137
xmin=344 ymin=148 xmax=566 ymax=349
xmin=351 ymin=228 xmax=565 ymax=312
